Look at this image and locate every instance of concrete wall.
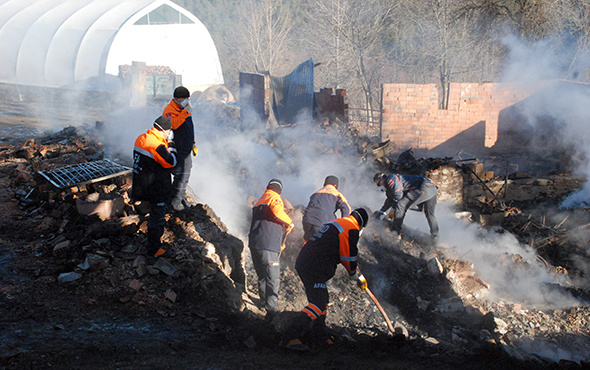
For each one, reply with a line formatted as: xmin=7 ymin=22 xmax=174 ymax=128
xmin=380 ymin=82 xmax=544 ymax=154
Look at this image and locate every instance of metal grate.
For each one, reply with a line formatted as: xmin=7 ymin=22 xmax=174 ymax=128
xmin=38 ymin=159 xmax=132 ymax=189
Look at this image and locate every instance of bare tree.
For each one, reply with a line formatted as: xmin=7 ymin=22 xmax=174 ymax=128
xmin=392 ymin=0 xmax=507 ymax=108
xmin=240 ymin=0 xmax=294 ymax=74
xmin=303 ymin=0 xmax=396 ymax=124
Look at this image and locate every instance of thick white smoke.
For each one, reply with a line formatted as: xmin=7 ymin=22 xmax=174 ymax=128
xmin=501 ymin=35 xmax=590 ymax=208
xmin=423 ymin=203 xmax=580 ymax=308
xmin=190 ymin=107 xmax=383 ymax=239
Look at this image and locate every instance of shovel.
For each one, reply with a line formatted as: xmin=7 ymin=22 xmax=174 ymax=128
xmin=366 ymin=287 xmax=408 ymax=338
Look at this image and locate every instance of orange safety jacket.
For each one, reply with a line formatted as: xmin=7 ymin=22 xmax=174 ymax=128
xmin=295 ymin=214 xmax=361 ymax=281
xmin=131 ymin=127 xmax=177 ymax=203
xmin=302 ymin=184 xmax=351 ymax=227
xmin=163 ymin=99 xmax=194 ymax=156
xmin=248 ymin=189 xmax=293 ymax=253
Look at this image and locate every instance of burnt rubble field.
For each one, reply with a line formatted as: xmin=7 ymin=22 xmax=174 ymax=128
xmin=1 ymin=109 xmax=590 ymax=369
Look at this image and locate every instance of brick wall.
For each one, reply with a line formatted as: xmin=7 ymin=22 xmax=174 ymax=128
xmin=381 ymin=82 xmax=544 ymax=153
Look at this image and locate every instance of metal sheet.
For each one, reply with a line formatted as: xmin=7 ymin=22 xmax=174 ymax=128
xmin=38 ymin=159 xmax=131 ymax=189
xmin=270 ymin=58 xmax=314 ymax=126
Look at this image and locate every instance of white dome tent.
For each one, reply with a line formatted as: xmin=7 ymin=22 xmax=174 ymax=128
xmin=0 ymin=0 xmax=224 ymax=93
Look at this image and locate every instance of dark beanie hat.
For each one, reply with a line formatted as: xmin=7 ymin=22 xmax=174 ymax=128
xmin=154 ymin=116 xmax=172 ymax=131
xmin=324 ymin=175 xmax=339 ymax=188
xmin=266 ymin=179 xmax=283 ymax=194
xmin=174 ymin=86 xmax=190 ymax=98
xmin=351 ymin=208 xmax=369 ymax=228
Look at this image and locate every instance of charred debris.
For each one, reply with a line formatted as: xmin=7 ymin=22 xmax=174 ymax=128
xmin=1 ymin=116 xmax=590 ymax=366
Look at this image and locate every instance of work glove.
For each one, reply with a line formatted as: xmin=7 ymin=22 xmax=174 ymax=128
xmin=357 ymin=274 xmax=368 ymax=291
xmin=350 ymin=268 xmax=367 ymax=291
xmin=167 ymin=140 xmax=176 ymax=149
xmin=185 ymin=105 xmax=193 ymax=114
xmin=192 ymin=144 xmax=198 ymax=156
xmin=375 ymin=211 xmax=385 ymax=220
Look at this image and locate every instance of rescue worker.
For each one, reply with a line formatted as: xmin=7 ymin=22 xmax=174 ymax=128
xmin=373 ymin=172 xmax=439 ymax=240
xmin=163 ymin=86 xmax=197 ymax=211
xmin=279 ymin=208 xmax=369 ymax=351
xmin=131 ymin=116 xmax=177 ymax=258
xmin=302 ymin=175 xmax=351 ymax=242
xmin=248 ymin=179 xmax=294 ymax=321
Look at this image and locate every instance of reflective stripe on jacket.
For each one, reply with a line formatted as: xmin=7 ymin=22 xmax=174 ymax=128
xmin=163 ymin=99 xmax=195 ymax=156
xmin=380 ymin=174 xmax=435 ymax=212
xmin=132 ymin=127 xmax=177 ymax=203
xmin=302 ymin=184 xmax=351 ymax=227
xmin=248 ymin=189 xmax=293 ymax=253
xmin=295 ymin=214 xmax=361 ymax=282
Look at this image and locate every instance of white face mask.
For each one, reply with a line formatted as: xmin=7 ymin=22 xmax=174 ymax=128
xmin=180 ymin=99 xmax=189 ymax=107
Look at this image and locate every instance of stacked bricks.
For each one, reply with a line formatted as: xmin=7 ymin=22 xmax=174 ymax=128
xmin=381 ymin=82 xmax=545 ymax=151
xmin=426 ymin=165 xmax=464 ymax=205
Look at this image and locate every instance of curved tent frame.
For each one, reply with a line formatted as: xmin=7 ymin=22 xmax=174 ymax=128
xmin=0 ymin=0 xmax=223 ymax=92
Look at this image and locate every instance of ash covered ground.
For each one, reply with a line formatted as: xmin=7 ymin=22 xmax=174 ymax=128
xmin=1 ymin=88 xmax=590 ymax=369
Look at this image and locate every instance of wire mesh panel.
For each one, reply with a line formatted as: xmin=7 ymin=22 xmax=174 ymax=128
xmin=38 ymin=159 xmax=132 ymax=189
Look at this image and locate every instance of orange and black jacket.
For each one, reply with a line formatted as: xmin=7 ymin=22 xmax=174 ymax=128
xmin=248 ymin=189 xmax=293 ymax=253
xmin=131 ymin=127 xmax=177 ymax=203
xmin=380 ymin=174 xmax=435 ymax=213
xmin=163 ymin=99 xmax=194 ymax=157
xmin=302 ymin=184 xmax=351 ymax=227
xmin=295 ymin=214 xmax=361 ymax=282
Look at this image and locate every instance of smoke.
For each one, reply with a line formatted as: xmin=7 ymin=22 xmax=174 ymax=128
xmin=429 ymin=203 xmax=579 ymax=308
xmin=499 ymin=35 xmax=590 ymax=208
xmin=190 ymin=106 xmax=383 ymax=239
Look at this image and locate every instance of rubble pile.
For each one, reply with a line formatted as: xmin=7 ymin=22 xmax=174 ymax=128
xmin=1 ymin=116 xmax=590 ymax=368
xmin=0 ymin=126 xmax=246 ymax=317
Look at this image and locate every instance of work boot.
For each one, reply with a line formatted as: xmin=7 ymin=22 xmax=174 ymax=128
xmin=265 ymin=310 xmax=278 ymax=323
xmin=154 ymin=247 xmax=176 ymax=259
xmin=279 ymin=338 xmax=310 ymax=352
xmin=311 ymin=335 xmax=336 ymax=352
xmin=170 ymin=202 xmax=185 ymax=212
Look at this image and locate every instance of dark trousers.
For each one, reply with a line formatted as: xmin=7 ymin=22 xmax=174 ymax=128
xmin=391 ymin=184 xmax=438 ymax=237
xmin=250 ymin=249 xmax=281 ymax=313
xmin=147 ymin=202 xmax=167 ymax=255
xmin=171 ymin=154 xmax=193 ymax=206
xmin=281 ymin=270 xmax=329 ymax=345
xmin=302 ymin=222 xmax=320 ymax=243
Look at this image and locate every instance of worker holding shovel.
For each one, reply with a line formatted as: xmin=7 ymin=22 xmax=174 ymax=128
xmin=279 ymin=208 xmax=369 ymax=351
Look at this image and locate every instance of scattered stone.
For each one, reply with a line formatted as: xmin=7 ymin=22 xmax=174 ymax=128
xmin=164 ymin=289 xmax=177 ymax=303
xmin=129 ymin=279 xmax=142 ymax=291
xmin=52 ymin=240 xmax=71 ymax=257
xmin=154 ymin=258 xmax=177 ymax=276
xmin=57 ymin=272 xmax=82 ymax=283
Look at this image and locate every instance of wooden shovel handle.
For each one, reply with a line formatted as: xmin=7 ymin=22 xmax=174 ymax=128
xmin=366 ymin=287 xmax=396 ymax=335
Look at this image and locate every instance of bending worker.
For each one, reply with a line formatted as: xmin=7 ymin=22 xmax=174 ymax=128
xmin=248 ymin=179 xmax=294 ymax=322
xmin=163 ymin=86 xmax=197 ymax=211
xmin=131 ymin=116 xmax=177 ymax=258
xmin=373 ymin=172 xmax=439 ymax=240
xmin=280 ymin=208 xmax=369 ymax=351
xmin=302 ymin=175 xmax=351 ymax=242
